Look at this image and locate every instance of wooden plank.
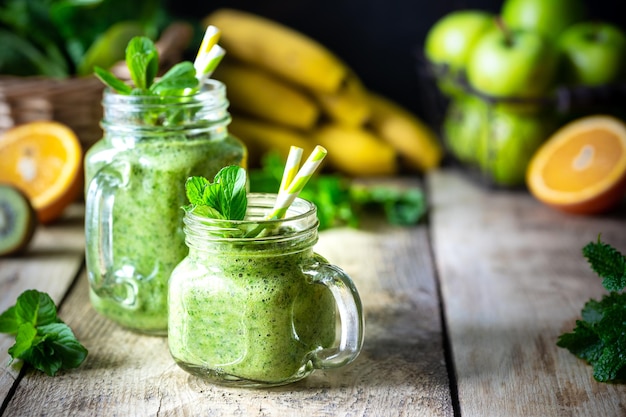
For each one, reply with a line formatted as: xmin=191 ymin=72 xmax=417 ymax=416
xmin=2 ymin=212 xmax=453 ymax=416
xmin=0 ymin=205 xmax=84 ymax=401
xmin=429 ymin=169 xmax=626 ymax=417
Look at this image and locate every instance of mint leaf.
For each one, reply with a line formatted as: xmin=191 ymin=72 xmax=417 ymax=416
xmin=22 ymin=323 xmax=89 ymax=376
xmin=125 ymin=36 xmax=158 ymax=91
xmin=15 ymin=289 xmax=59 ymax=328
xmin=185 ymin=166 xmax=247 ymax=221
xmin=93 ymin=66 xmax=133 ymax=95
xmin=215 ymin=165 xmax=248 ymax=220
xmin=0 ymin=305 xmax=18 ymax=334
xmin=0 ymin=289 xmax=88 ymax=376
xmin=558 ymin=240 xmax=626 ymax=383
xmin=583 ymin=239 xmax=626 ymax=292
xmin=150 ymin=62 xmax=199 ymax=95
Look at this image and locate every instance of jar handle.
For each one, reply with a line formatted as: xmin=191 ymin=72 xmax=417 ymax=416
xmin=306 ymin=262 xmax=364 ymax=369
xmin=85 ymin=162 xmax=136 ymax=304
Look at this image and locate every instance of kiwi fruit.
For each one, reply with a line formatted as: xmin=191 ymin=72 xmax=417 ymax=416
xmin=0 ymin=184 xmax=37 ymax=256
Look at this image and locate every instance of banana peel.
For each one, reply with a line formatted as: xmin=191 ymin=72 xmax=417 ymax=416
xmin=204 ymin=8 xmax=347 ymax=94
xmin=214 ymin=61 xmax=319 ymax=130
xmin=313 ymin=124 xmax=398 ymax=177
xmin=366 ymin=92 xmax=443 ymax=172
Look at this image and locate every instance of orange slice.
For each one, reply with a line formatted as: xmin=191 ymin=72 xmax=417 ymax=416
xmin=526 ymin=115 xmax=626 ymax=214
xmin=0 ymin=121 xmax=83 ymax=223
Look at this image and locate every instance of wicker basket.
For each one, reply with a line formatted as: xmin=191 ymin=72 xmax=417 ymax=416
xmin=0 ymin=22 xmax=194 ymax=150
xmin=0 ymin=75 xmax=105 ymax=148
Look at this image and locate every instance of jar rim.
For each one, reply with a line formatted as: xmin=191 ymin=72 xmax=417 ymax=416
xmin=183 ymin=193 xmax=319 ymax=244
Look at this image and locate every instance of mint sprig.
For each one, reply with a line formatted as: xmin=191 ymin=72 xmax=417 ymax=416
xmin=557 ymin=237 xmax=626 ymax=383
xmin=94 ymin=36 xmax=199 ymax=97
xmin=0 ymin=289 xmax=88 ymax=376
xmin=185 ymin=166 xmax=248 ymax=220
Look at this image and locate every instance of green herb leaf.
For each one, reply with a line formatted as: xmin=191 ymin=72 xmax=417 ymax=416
xmin=125 ymin=36 xmax=158 ymax=91
xmin=15 ymin=289 xmax=59 ymax=328
xmin=150 ymin=62 xmax=199 ymax=95
xmin=558 ymin=240 xmax=626 ymax=383
xmin=583 ymin=239 xmax=626 ymax=292
xmin=93 ymin=66 xmax=133 ymax=94
xmin=0 ymin=289 xmax=88 ymax=376
xmin=185 ymin=166 xmax=247 ymax=220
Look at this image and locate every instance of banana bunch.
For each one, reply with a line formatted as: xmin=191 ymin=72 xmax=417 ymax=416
xmin=204 ymin=8 xmax=443 ymax=176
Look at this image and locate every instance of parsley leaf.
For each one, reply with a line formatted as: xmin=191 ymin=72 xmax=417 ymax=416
xmin=0 ymin=289 xmax=88 ymax=376
xmin=557 ymin=239 xmax=626 ymax=383
xmin=185 ymin=166 xmax=248 ymax=221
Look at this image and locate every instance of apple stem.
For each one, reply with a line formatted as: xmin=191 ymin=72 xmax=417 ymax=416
xmin=494 ymin=16 xmax=514 ymax=47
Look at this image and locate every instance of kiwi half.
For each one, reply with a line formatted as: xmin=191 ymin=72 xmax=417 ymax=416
xmin=0 ymin=184 xmax=37 ymax=256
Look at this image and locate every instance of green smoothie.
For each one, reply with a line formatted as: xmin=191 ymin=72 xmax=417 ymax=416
xmin=168 ymin=248 xmax=337 ymax=383
xmin=85 ymin=134 xmax=245 ymax=333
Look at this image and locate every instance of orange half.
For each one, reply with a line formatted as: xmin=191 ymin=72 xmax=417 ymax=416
xmin=526 ymin=115 xmax=626 ymax=214
xmin=0 ymin=121 xmax=83 ymax=223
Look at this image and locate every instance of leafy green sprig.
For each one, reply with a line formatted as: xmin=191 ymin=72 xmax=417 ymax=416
xmin=94 ymin=36 xmax=199 ymax=126
xmin=0 ymin=290 xmax=88 ymax=376
xmin=184 ymin=166 xmax=247 ymax=221
xmin=557 ymin=237 xmax=626 ymax=383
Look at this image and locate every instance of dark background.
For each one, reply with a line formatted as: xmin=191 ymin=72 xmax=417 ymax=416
xmin=166 ymin=0 xmax=626 ymax=124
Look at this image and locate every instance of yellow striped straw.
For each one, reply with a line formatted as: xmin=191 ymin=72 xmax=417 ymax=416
xmin=195 ymin=44 xmax=225 ymax=82
xmin=268 ymin=145 xmax=327 ymax=220
xmin=279 ymin=146 xmax=303 ymax=194
xmin=195 ymin=25 xmax=221 ymax=63
xmin=194 ymin=25 xmax=225 ymax=82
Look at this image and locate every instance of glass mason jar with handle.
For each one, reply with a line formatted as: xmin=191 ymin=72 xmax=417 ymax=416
xmin=168 ymin=193 xmax=364 ymax=387
xmin=84 ymin=80 xmax=246 ymax=335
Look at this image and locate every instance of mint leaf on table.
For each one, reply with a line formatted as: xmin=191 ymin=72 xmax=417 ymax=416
xmin=0 ymin=290 xmax=88 ymax=376
xmin=582 ymin=239 xmax=626 ymax=292
xmin=185 ymin=166 xmax=248 ymax=220
xmin=557 ymin=239 xmax=626 ymax=383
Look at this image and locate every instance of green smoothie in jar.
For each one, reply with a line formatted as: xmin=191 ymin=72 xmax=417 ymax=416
xmin=84 ymin=39 xmax=247 ymax=334
xmin=168 ymin=174 xmax=364 ymax=387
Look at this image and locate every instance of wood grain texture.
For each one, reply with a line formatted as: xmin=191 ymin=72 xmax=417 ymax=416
xmin=1 ymin=205 xmax=452 ymax=416
xmin=428 ymin=169 xmax=626 ymax=417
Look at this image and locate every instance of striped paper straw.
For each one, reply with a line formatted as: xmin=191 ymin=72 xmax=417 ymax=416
xmin=267 ymin=145 xmax=327 ymax=220
xmin=279 ymin=146 xmax=304 ymax=194
xmin=195 ymin=25 xmax=221 ymax=64
xmin=195 ymin=44 xmax=225 ymax=82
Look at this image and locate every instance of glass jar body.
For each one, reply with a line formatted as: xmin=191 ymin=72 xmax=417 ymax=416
xmin=84 ymin=80 xmax=247 ymax=334
xmin=168 ymin=194 xmax=364 ymax=387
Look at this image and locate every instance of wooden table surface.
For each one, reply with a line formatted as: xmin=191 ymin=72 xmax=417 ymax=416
xmin=1 ymin=169 xmax=626 ymax=417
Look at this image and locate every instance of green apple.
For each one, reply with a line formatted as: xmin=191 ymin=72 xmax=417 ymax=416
xmin=466 ymin=25 xmax=560 ymax=100
xmin=443 ymin=94 xmax=489 ymax=164
xmin=477 ymin=108 xmax=559 ymax=187
xmin=559 ymin=21 xmax=626 ymax=86
xmin=501 ymin=0 xmax=586 ymax=41
xmin=424 ymin=10 xmax=495 ymax=96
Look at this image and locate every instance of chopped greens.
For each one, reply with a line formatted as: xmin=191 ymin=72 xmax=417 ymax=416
xmin=557 ymin=237 xmax=626 ymax=383
xmin=0 ymin=289 xmax=88 ymax=376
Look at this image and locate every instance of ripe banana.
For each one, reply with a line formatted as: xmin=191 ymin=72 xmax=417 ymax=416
xmin=228 ymin=115 xmax=316 ymax=167
xmin=204 ymin=8 xmax=347 ymax=93
xmin=313 ymin=71 xmax=371 ymax=127
xmin=366 ymin=92 xmax=443 ymax=172
xmin=214 ymin=61 xmax=319 ymax=130
xmin=312 ymin=124 xmax=398 ymax=177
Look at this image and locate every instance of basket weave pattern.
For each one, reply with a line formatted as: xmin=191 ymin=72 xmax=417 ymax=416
xmin=0 ymin=75 xmax=105 ymax=148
